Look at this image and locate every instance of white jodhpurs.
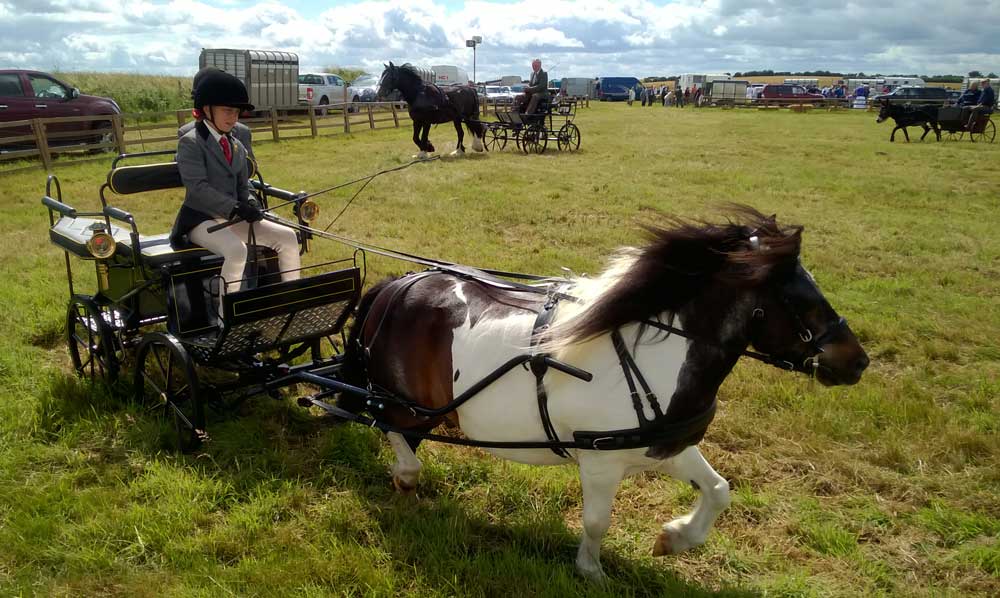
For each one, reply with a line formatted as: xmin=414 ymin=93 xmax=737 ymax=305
xmin=189 ymin=218 xmax=301 ymax=293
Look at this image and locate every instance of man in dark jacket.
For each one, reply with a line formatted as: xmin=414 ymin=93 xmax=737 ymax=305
xmin=524 ymin=58 xmax=549 ymax=114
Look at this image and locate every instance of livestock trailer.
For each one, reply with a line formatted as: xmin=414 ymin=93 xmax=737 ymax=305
xmin=199 ymin=48 xmax=299 ymax=110
xmin=560 ymin=77 xmax=595 ymax=99
xmin=706 ymin=80 xmax=750 ymax=104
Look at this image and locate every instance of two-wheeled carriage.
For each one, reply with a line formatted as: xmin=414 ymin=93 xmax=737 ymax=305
xmin=45 ymin=151 xmax=361 ymax=450
xmin=483 ymin=98 xmax=582 ymax=154
xmin=936 ymin=106 xmax=996 ymax=142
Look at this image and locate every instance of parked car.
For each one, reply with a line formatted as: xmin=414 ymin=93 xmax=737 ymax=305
xmin=298 ymin=72 xmax=349 ymax=111
xmin=351 ymin=75 xmax=385 ymax=102
xmin=759 ymin=84 xmax=824 ymax=101
xmin=871 ymin=86 xmax=951 ymax=105
xmin=484 ymin=85 xmax=513 ymax=104
xmin=0 ymin=69 xmax=120 ymax=148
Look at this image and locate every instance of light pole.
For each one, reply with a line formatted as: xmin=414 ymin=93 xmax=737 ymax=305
xmin=465 ymin=35 xmax=482 ymax=84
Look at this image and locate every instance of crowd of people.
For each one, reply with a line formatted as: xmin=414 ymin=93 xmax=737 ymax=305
xmin=627 ymin=85 xmax=701 ymax=107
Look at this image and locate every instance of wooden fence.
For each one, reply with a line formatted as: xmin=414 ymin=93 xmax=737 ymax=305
xmin=0 ymin=94 xmax=587 ymax=173
xmin=0 ymin=101 xmax=411 ymax=173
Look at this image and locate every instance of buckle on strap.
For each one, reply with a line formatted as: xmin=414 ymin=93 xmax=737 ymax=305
xmin=591 ymin=436 xmax=618 ymax=450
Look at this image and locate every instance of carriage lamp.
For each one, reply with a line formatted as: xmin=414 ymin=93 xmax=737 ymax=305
xmin=299 ymin=199 xmax=320 ymax=224
xmin=86 ymin=222 xmax=117 ymax=259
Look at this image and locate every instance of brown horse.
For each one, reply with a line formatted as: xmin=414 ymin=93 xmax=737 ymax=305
xmin=342 ymin=207 xmax=869 ymax=579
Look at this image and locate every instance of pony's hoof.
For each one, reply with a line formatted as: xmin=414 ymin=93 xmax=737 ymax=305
xmin=652 ymin=526 xmax=696 ymax=556
xmin=412 ymin=151 xmax=430 ymax=160
xmin=392 ymin=475 xmax=417 ymax=495
xmin=471 ymin=137 xmax=485 ymax=152
xmin=449 ymin=149 xmax=465 ymax=157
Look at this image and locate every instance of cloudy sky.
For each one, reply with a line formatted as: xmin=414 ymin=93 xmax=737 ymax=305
xmin=2 ymin=0 xmax=998 ymax=80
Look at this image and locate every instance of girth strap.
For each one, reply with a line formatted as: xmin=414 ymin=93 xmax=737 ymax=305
xmin=531 ymin=298 xmax=570 ymax=459
xmin=610 ymin=329 xmax=664 ymax=426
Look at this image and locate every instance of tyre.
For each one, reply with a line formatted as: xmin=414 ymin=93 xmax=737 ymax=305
xmin=348 ymin=97 xmax=360 ymax=114
xmin=522 ymin=124 xmax=548 ymax=154
xmin=134 ymin=332 xmax=205 ymax=453
xmin=484 ymin=126 xmax=508 ymax=151
xmin=67 ymin=295 xmax=120 ymax=383
xmin=557 ymin=123 xmax=581 ymax=152
xmin=318 ymin=97 xmax=329 ymax=116
xmin=970 ymin=119 xmax=996 ymax=143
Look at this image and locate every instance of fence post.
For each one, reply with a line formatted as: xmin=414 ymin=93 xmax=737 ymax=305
xmin=176 ymin=110 xmax=186 ymax=128
xmin=111 ymin=114 xmax=126 ymax=155
xmin=367 ymin=104 xmax=375 ymax=129
xmin=308 ymin=105 xmax=318 ymax=137
xmin=32 ymin=119 xmax=52 ymax=171
xmin=270 ymin=108 xmax=280 ymax=142
xmin=391 ymin=102 xmax=399 ymax=128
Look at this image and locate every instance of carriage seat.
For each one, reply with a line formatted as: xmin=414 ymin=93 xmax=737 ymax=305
xmin=48 ymin=215 xmax=216 ymax=267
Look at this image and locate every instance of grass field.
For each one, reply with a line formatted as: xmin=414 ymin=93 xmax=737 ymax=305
xmin=1 ymin=103 xmax=998 ymax=597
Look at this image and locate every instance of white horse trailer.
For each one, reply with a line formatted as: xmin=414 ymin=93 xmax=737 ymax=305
xmin=707 ymin=80 xmax=749 ymax=104
xmin=199 ymin=48 xmax=299 ymax=110
xmin=432 ymin=65 xmax=470 ymax=88
xmin=678 ymin=73 xmax=731 ymax=91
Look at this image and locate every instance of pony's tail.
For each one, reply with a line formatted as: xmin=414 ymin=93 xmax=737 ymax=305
xmin=340 ymin=276 xmax=397 ymax=412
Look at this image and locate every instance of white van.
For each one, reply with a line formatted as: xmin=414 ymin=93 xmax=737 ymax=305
xmin=432 ymin=65 xmax=470 ymax=88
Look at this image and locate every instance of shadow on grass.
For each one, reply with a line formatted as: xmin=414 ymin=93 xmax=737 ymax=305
xmin=33 ymin=374 xmax=759 ymax=596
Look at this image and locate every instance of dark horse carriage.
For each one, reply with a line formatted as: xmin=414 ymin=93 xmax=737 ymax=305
xmin=482 ymin=97 xmax=582 ymax=154
xmin=47 ymin=151 xmax=869 ymax=577
xmin=45 ymin=150 xmax=361 ymax=450
xmin=936 ymin=105 xmax=996 ymax=142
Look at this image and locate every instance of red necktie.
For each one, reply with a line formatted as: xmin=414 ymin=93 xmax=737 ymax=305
xmin=219 ymin=135 xmax=232 ymax=164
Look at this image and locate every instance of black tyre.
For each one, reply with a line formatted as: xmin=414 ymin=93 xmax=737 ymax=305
xmin=67 ymin=295 xmax=119 ymax=383
xmin=970 ymin=119 xmax=996 ymax=143
xmin=557 ymin=123 xmax=581 ymax=152
xmin=522 ymin=124 xmax=548 ymax=154
xmin=134 ymin=332 xmax=204 ymax=453
xmin=484 ymin=126 xmax=507 ymax=151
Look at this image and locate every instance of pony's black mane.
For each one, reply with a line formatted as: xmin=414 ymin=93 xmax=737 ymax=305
xmin=562 ymin=205 xmax=803 ymax=344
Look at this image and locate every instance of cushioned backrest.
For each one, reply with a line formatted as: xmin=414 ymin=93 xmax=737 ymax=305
xmin=107 ymin=158 xmax=257 ymax=195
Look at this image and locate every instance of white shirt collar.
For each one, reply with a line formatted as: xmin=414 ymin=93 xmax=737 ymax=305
xmin=203 ymin=118 xmax=228 ymax=144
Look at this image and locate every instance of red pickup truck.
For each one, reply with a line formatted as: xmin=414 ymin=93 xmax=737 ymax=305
xmin=0 ymin=69 xmax=121 ymax=147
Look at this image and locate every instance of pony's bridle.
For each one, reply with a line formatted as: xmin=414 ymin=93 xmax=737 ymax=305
xmin=743 ymin=302 xmax=849 ymax=376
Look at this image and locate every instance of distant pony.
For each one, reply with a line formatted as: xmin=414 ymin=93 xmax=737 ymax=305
xmin=876 ymin=99 xmax=941 ymax=142
xmin=377 ymin=62 xmax=485 ymax=157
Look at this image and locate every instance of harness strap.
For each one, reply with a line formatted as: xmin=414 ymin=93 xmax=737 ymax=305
xmin=610 ymin=329 xmax=664 ymax=424
xmin=530 ymin=299 xmax=570 ymax=459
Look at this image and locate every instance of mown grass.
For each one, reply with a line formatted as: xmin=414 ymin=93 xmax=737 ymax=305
xmin=0 ymin=103 xmax=998 ymax=596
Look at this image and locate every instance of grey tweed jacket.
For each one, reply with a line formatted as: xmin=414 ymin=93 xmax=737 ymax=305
xmin=171 ymin=120 xmax=250 ymax=244
xmin=178 ymin=120 xmax=254 ymax=160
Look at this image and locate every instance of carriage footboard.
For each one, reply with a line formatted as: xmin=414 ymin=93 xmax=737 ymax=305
xmin=205 ymin=266 xmax=360 ymax=359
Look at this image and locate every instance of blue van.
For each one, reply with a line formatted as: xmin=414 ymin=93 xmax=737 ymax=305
xmin=596 ymin=77 xmax=642 ymax=101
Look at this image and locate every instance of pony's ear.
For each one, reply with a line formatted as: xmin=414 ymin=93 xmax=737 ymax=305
xmin=388 ymin=61 xmax=394 ymax=67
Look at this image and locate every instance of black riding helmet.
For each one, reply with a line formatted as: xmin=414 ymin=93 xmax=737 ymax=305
xmin=193 ymin=68 xmax=255 ymax=112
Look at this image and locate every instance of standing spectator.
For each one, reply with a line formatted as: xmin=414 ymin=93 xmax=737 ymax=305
xmin=627 ymin=86 xmax=635 ymax=106
xmin=693 ymin=86 xmax=702 ymax=107
xmin=675 ymin=86 xmax=684 ymax=108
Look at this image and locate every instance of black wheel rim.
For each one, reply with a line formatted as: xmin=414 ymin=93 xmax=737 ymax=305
xmin=67 ymin=297 xmax=118 ymax=384
xmin=558 ymin=124 xmax=580 ymax=151
xmin=137 ymin=338 xmax=203 ymax=452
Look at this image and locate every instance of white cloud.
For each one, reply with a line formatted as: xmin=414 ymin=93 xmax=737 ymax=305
xmin=0 ymin=0 xmax=997 ymax=79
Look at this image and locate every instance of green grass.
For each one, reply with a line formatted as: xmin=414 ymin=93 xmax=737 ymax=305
xmin=1 ymin=103 xmax=998 ymax=596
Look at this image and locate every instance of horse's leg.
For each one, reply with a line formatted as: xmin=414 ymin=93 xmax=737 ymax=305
xmin=412 ymin=121 xmax=428 ymax=159
xmin=422 ymin=123 xmax=434 ymax=154
xmin=575 ymin=454 xmax=626 ymax=581
xmin=652 ymin=446 xmax=731 ymax=556
xmin=451 ymin=118 xmax=465 ymax=155
xmin=386 ymin=431 xmax=423 ymax=493
xmin=921 ymin=124 xmax=930 ymax=141
xmin=469 ymin=120 xmax=484 ymax=152
xmin=890 ymin=126 xmax=898 ymax=142
xmin=902 ymin=127 xmax=911 ymax=142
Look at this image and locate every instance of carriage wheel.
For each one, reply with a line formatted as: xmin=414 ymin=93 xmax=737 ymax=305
xmin=134 ymin=332 xmax=205 ymax=453
xmin=557 ymin=123 xmax=581 ymax=152
xmin=970 ymin=119 xmax=996 ymax=143
xmin=484 ymin=126 xmax=508 ymax=151
xmin=66 ymin=295 xmax=119 ymax=384
xmin=521 ymin=124 xmax=548 ymax=154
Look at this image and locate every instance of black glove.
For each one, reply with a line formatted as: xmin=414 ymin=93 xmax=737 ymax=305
xmin=232 ymin=198 xmax=263 ymax=223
